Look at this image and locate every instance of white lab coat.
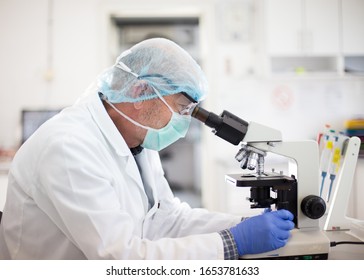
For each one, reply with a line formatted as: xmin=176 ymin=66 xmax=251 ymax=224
xmin=0 ymin=92 xmax=241 ymax=259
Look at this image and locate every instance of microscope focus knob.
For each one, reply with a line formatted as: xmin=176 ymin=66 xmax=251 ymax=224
xmin=301 ymin=195 xmax=326 ymax=219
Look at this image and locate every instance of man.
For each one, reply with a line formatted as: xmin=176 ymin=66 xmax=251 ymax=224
xmin=0 ymin=38 xmax=294 ymax=259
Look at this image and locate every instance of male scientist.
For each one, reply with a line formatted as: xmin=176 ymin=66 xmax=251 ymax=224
xmin=0 ymin=38 xmax=294 ymax=259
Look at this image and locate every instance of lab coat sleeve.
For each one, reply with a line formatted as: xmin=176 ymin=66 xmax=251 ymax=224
xmin=147 ymin=194 xmax=242 ymax=239
xmin=34 ymin=134 xmax=226 ymax=259
xmin=145 ymin=150 xmax=242 ymax=239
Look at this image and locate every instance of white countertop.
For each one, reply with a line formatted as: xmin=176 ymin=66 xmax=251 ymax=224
xmin=326 ymin=230 xmax=364 ymax=260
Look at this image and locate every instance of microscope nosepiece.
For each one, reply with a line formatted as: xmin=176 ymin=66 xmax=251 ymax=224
xmin=247 ymin=152 xmax=258 ymax=170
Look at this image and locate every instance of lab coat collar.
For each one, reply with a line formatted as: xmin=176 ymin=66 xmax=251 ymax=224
xmin=83 ymin=91 xmax=132 ymax=157
xmin=82 ymin=91 xmax=146 ymax=200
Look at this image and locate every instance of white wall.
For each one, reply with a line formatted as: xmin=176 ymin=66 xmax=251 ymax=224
xmin=0 ymin=0 xmax=102 ymax=148
xmin=0 ymin=0 xmax=363 ymax=218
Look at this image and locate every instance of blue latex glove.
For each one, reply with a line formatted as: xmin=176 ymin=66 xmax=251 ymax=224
xmin=230 ymin=209 xmax=295 ymax=255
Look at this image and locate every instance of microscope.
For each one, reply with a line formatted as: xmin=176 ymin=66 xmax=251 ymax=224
xmin=192 ymin=106 xmax=331 ymax=259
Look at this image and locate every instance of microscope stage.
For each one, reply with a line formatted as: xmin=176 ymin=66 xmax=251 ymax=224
xmin=226 ymin=172 xmax=296 ymax=188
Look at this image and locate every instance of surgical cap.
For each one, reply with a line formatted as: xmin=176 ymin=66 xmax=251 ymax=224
xmin=97 ymin=38 xmax=208 ymax=103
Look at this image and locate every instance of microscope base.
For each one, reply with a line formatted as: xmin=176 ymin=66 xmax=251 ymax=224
xmin=240 ymin=229 xmax=330 ymax=260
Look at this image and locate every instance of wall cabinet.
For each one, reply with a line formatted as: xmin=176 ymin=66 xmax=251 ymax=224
xmin=264 ymin=0 xmax=364 ymax=75
xmin=342 ymin=0 xmax=364 ymax=55
xmin=266 ymin=0 xmax=340 ymax=56
xmin=342 ymin=0 xmax=364 ymax=74
xmin=266 ymin=0 xmax=302 ymax=55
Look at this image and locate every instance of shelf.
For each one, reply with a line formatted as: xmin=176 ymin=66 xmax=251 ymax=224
xmin=270 ymin=56 xmax=338 ymax=74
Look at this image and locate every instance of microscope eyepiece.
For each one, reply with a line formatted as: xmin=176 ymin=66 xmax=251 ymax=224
xmin=192 ymin=106 xmax=249 ymax=145
xmin=192 ymin=106 xmax=222 ymax=129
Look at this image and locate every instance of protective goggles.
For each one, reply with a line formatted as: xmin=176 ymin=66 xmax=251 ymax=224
xmin=174 ymin=92 xmax=198 ymax=116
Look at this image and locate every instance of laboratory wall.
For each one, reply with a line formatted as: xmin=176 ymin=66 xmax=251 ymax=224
xmin=0 ymin=0 xmax=102 ymax=147
xmin=0 ymin=0 xmax=363 ymax=219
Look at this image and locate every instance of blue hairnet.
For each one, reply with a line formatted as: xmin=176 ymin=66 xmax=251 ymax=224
xmin=97 ymin=38 xmax=208 ymax=103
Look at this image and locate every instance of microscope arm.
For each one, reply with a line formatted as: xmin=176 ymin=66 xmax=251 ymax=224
xmin=251 ymin=140 xmax=321 ymax=229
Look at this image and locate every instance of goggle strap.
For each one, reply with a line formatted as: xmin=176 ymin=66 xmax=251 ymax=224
xmin=150 ymin=86 xmax=174 ymax=113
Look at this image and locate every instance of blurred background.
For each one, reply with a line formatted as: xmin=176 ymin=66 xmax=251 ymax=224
xmin=0 ymin=0 xmax=363 ymax=219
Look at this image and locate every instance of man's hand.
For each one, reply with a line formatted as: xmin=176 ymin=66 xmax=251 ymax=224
xmin=230 ymin=209 xmax=295 ymax=255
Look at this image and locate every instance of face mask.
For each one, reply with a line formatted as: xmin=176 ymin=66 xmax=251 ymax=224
xmin=104 ymin=90 xmax=191 ymax=151
xmin=142 ymin=111 xmax=191 ymax=151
